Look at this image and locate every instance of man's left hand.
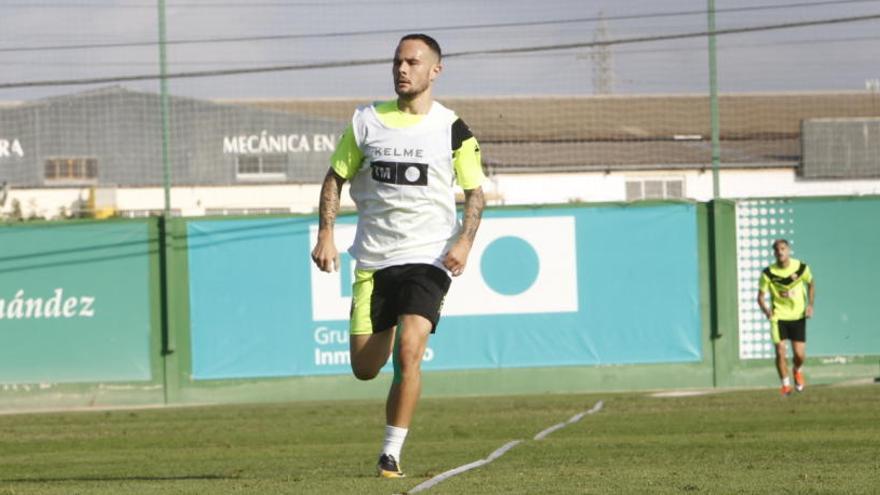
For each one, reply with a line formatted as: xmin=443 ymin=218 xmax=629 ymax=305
xmin=443 ymin=240 xmax=471 ymax=277
xmin=805 ymin=305 xmax=814 ymax=318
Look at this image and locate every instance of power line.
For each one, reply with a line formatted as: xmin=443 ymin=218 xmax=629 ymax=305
xmin=0 ymin=1 xmax=426 ymax=8
xmin=1 ymin=0 xmax=878 ymax=53
xmin=594 ymin=34 xmax=880 ymax=57
xmin=1 ymin=12 xmax=879 ymax=90
xmin=3 ymin=0 xmax=877 ymax=7
xmin=8 ymin=30 xmax=880 ymax=68
xmin=451 ymin=12 xmax=880 ymax=57
xmin=7 ymin=34 xmax=880 ymax=68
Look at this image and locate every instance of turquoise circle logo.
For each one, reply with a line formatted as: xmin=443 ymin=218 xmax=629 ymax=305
xmin=480 ymin=236 xmax=540 ymax=295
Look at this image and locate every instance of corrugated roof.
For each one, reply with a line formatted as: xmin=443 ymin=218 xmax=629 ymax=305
xmin=231 ymin=92 xmax=879 ymax=172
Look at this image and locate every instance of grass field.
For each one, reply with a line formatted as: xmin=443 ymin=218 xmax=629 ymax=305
xmin=1 ymin=384 xmax=878 ymax=494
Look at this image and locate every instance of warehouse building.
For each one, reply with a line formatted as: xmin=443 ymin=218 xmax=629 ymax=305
xmin=1 ymin=86 xmax=879 ymax=219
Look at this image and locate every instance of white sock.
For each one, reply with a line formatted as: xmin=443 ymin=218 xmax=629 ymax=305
xmin=782 ymin=376 xmax=792 ymax=387
xmin=381 ymin=425 xmax=408 ymax=461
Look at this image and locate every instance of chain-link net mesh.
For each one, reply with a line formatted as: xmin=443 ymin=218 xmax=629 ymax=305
xmin=1 ymin=0 xmax=879 ymax=219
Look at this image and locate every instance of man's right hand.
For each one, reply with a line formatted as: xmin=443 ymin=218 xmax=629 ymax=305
xmin=311 ymin=236 xmax=340 ymax=273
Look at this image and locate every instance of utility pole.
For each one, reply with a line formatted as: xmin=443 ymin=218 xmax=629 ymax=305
xmin=158 ymin=0 xmax=172 ymax=216
xmin=707 ymin=0 xmax=721 ymax=198
xmin=156 ymin=0 xmax=177 ymax=404
xmin=591 ymin=11 xmax=614 ymax=95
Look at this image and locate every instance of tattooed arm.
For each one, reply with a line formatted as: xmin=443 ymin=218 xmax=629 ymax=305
xmin=443 ymin=186 xmax=485 ymax=277
xmin=311 ymin=168 xmax=346 ymax=272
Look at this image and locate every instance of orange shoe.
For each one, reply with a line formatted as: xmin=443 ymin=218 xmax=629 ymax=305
xmin=781 ymin=385 xmax=793 ymax=396
xmin=794 ymin=371 xmax=805 ymax=392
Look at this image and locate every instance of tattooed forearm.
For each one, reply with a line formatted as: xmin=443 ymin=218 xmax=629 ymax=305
xmin=318 ymin=169 xmax=344 ymax=232
xmin=460 ymin=187 xmax=485 ymax=243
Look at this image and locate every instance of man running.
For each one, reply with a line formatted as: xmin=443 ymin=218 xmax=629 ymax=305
xmin=757 ymin=239 xmax=816 ymax=396
xmin=311 ymin=33 xmax=485 ymax=477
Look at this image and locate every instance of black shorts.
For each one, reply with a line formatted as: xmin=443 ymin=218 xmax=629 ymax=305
xmin=350 ymin=263 xmax=451 ymax=335
xmin=775 ymin=318 xmax=807 ymax=343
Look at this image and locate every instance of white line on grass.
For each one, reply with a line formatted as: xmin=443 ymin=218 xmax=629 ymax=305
xmin=0 ymin=402 xmax=215 ymax=416
xmin=404 ymin=440 xmax=523 ymax=494
xmin=399 ymin=400 xmax=604 ymax=494
xmin=534 ymin=400 xmax=604 ymax=440
xmin=650 ymin=389 xmax=717 ymax=398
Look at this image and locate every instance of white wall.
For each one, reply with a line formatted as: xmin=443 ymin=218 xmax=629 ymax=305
xmin=715 ymin=168 xmax=880 ymax=199
xmin=1 ymin=184 xmax=355 ymax=219
xmin=492 ymin=168 xmax=880 ymax=205
xmin=1 ymin=188 xmax=89 ymax=219
xmin=112 ymin=184 xmax=353 ymax=216
xmin=488 ymin=173 xmax=625 ymax=204
xmin=4 ymin=168 xmax=880 ymax=220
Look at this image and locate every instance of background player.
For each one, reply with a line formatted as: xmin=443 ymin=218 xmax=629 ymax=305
xmin=757 ymin=239 xmax=816 ymax=396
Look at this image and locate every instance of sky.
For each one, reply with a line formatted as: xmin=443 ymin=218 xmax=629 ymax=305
xmin=0 ymin=0 xmax=879 ymax=101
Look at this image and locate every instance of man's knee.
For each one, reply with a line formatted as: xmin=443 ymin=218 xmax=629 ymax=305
xmin=348 ymin=331 xmax=394 ymax=381
xmin=395 ymin=317 xmax=430 ymax=379
xmin=392 ymin=358 xmax=421 ymax=387
xmin=349 ymin=347 xmax=385 ymax=381
xmin=352 ymin=363 xmax=381 ymax=381
xmin=396 ymin=349 xmax=423 ymax=374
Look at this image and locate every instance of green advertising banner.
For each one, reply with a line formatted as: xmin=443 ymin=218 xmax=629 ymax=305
xmin=734 ymin=197 xmax=880 ymax=359
xmin=0 ymin=221 xmax=154 ymax=384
